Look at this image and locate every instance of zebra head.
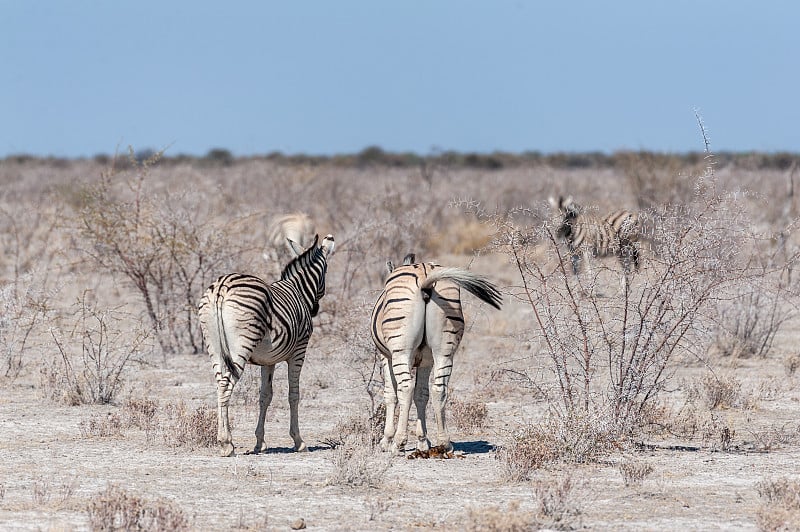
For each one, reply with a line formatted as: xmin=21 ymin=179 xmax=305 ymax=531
xmin=549 ymin=195 xmax=580 ymax=240
xmin=281 ymin=234 xmax=335 ymax=317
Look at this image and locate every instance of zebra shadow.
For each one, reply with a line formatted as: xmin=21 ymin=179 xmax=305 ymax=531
xmin=454 ymin=440 xmax=494 ymax=455
xmin=244 ymin=444 xmax=329 ymax=455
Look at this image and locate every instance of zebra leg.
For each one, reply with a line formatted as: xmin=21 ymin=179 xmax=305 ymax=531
xmin=571 ymin=252 xmax=581 ymax=275
xmin=380 ymin=356 xmax=398 ymax=452
xmin=390 ymin=354 xmax=415 ymax=455
xmin=413 ymin=362 xmax=432 ymax=452
xmin=287 ymin=355 xmax=307 ymax=452
xmin=430 ymin=363 xmax=454 ymax=452
xmin=216 ymin=374 xmax=237 ymax=457
xmin=254 ymin=365 xmax=275 ymax=454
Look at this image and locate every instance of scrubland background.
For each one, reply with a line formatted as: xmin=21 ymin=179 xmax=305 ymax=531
xmin=2 ymin=148 xmax=800 ymax=531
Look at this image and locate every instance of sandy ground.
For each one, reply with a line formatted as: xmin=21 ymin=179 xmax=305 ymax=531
xmin=2 ymin=161 xmax=800 ymax=530
xmin=2 ymin=305 xmax=800 ymax=531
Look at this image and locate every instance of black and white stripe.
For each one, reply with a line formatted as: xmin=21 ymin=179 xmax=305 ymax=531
xmin=370 ymin=254 xmax=502 ymax=454
xmin=549 ymin=196 xmax=640 ymax=275
xmin=198 ymin=234 xmax=334 ymax=456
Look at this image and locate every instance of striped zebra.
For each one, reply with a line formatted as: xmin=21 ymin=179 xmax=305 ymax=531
xmin=548 ymin=196 xmax=640 ymax=276
xmin=371 ymin=254 xmax=502 ymax=454
xmin=198 ymin=234 xmax=335 ymax=457
xmin=265 ymin=212 xmax=316 ymax=263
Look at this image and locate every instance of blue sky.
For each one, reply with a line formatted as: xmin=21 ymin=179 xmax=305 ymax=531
xmin=2 ymin=1 xmax=798 ymax=158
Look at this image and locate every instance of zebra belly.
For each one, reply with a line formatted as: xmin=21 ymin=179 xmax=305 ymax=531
xmin=248 ymin=337 xmax=290 ymax=366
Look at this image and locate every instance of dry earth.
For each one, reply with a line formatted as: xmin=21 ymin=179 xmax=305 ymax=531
xmin=1 ymin=158 xmax=800 ymax=530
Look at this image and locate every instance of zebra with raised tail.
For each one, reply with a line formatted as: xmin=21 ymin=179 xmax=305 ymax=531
xmin=198 ymin=234 xmax=335 ymax=457
xmin=371 ymin=254 xmax=502 ymax=454
xmin=549 ymin=195 xmax=640 ymax=276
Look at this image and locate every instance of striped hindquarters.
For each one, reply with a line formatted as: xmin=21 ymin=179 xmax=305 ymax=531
xmin=198 ymin=273 xmax=273 ymax=380
xmin=371 ymin=261 xmax=503 ymax=357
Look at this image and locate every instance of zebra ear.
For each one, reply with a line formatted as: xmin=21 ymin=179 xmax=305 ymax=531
xmin=402 ymin=253 xmax=416 ymax=265
xmin=287 ymin=238 xmax=304 ymax=257
xmin=320 ymin=234 xmax=334 ymax=256
xmin=386 ymin=261 xmax=395 ymax=275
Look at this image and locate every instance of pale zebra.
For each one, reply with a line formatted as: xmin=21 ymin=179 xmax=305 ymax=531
xmin=265 ymin=212 xmax=316 ymax=263
xmin=198 ymin=234 xmax=335 ymax=457
xmin=370 ymin=254 xmax=502 ymax=454
xmin=548 ymin=195 xmax=640 ymax=275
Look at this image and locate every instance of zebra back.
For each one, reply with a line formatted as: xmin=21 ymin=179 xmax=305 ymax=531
xmin=267 ymin=212 xmax=316 ymax=258
xmin=549 ymin=195 xmax=640 ymax=273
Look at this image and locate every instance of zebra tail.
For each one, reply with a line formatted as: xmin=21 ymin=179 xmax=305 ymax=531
xmin=419 ymin=267 xmax=503 ymax=310
xmin=214 ymin=296 xmax=240 ymax=380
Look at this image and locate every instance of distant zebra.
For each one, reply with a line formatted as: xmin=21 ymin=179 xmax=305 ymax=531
xmin=265 ymin=212 xmax=316 ymax=263
xmin=198 ymin=234 xmax=335 ymax=456
xmin=549 ymin=196 xmax=640 ymax=275
xmin=371 ymin=254 xmax=502 ymax=454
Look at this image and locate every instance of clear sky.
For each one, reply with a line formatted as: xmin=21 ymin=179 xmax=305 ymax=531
xmin=2 ymin=1 xmax=798 ymax=158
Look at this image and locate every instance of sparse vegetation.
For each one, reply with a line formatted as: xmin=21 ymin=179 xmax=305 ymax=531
xmin=756 ymin=477 xmax=800 ymax=531
xmin=44 ymin=293 xmax=151 ymax=405
xmin=1 ymin=150 xmax=800 ymax=529
xmin=326 ymin=435 xmax=392 ymax=488
xmin=449 ymin=395 xmax=489 ymax=433
xmin=618 ymin=457 xmax=654 ymax=487
xmin=87 ymin=484 xmax=189 ymax=532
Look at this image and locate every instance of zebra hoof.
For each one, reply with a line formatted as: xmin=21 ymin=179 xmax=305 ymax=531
xmin=389 ymin=441 xmax=406 ymax=456
xmin=294 ymin=442 xmax=308 ymax=453
xmin=252 ymin=443 xmax=267 ymax=454
xmin=379 ymin=438 xmax=391 ymax=452
xmin=219 ymin=443 xmax=235 ymax=457
xmin=416 ymin=439 xmax=431 ymax=452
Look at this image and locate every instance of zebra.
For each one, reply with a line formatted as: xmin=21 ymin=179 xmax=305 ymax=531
xmin=548 ymin=195 xmax=640 ymax=276
xmin=265 ymin=212 xmax=316 ymax=264
xmin=370 ymin=254 xmax=502 ymax=455
xmin=198 ymin=234 xmax=335 ymax=457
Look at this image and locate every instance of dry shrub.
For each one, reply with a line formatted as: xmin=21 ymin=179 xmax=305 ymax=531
xmin=159 ymin=402 xmax=217 ymax=449
xmin=324 ymin=405 xmax=386 ymax=449
xmin=0 ymin=276 xmax=52 ymax=379
xmin=326 ymin=434 xmax=391 ymax=488
xmin=651 ymin=400 xmax=740 ymax=451
xmin=695 ymin=373 xmax=750 ymax=410
xmin=464 ymin=500 xmax=534 ymax=531
xmin=76 ymin=149 xmax=240 ymax=354
xmin=618 ymin=457 xmax=654 ymax=487
xmin=756 ymin=477 xmax=800 ymax=531
xmin=449 ymin=395 xmax=489 ymax=433
xmin=122 ymin=397 xmax=159 ymax=430
xmin=87 ymin=484 xmax=189 ymax=532
xmin=713 ymin=272 xmax=790 ymax=360
xmin=749 ymin=424 xmax=800 ymax=452
xmin=532 ymin=474 xmax=582 ymax=529
xmin=45 ymin=294 xmax=151 ymax=405
xmin=79 ymin=413 xmax=123 ymax=438
xmin=497 ymin=416 xmax=616 ymax=482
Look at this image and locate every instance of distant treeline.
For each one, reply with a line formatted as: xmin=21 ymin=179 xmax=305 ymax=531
xmin=4 ymin=145 xmax=799 ymax=171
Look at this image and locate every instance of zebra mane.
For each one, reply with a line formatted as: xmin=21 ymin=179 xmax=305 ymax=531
xmin=280 ymin=234 xmax=322 ymax=281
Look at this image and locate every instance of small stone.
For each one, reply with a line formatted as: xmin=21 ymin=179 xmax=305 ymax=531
xmin=291 ymin=518 xmax=306 ymax=530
